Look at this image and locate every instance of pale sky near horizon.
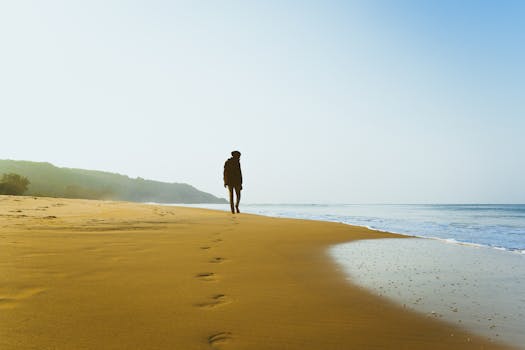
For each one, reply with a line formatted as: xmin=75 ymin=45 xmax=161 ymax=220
xmin=1 ymin=1 xmax=524 ymax=203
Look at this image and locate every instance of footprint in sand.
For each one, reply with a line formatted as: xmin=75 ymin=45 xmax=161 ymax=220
xmin=200 ymin=246 xmax=212 ymax=250
xmin=208 ymin=332 xmax=233 ymax=349
xmin=0 ymin=287 xmax=47 ymax=310
xmin=213 ymin=238 xmax=223 ymax=243
xmin=196 ymin=294 xmax=231 ymax=309
xmin=196 ymin=272 xmax=216 ymax=281
xmin=209 ymin=257 xmax=226 ymax=264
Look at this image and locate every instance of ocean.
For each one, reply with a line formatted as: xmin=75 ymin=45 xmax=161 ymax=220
xmin=180 ymin=203 xmax=525 ymax=253
xmin=176 ymin=203 xmax=525 ymax=347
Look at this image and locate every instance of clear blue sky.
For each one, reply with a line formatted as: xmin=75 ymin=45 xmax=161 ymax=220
xmin=1 ymin=1 xmax=524 ymax=203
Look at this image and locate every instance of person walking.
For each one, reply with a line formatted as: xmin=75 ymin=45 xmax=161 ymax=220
xmin=223 ymin=151 xmax=242 ymax=214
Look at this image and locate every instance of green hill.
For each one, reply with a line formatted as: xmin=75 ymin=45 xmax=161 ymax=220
xmin=0 ymin=159 xmax=226 ymax=204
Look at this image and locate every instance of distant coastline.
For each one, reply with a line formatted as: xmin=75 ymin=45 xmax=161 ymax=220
xmin=0 ymin=159 xmax=226 ymax=204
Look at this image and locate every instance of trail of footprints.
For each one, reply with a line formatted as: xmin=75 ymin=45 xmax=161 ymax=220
xmin=208 ymin=332 xmax=233 ymax=349
xmin=196 ymin=294 xmax=231 ymax=309
xmin=196 ymin=272 xmax=216 ymax=281
xmin=195 ymin=228 xmax=234 ymax=348
xmin=209 ymin=257 xmax=226 ymax=264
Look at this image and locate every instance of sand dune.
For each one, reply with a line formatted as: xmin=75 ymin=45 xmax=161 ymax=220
xmin=0 ymin=196 xmax=513 ymax=349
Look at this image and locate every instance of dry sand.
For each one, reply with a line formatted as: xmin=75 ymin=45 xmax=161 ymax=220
xmin=0 ymin=196 xmax=513 ymax=349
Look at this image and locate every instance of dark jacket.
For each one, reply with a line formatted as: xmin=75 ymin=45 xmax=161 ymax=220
xmin=223 ymin=157 xmax=242 ymax=187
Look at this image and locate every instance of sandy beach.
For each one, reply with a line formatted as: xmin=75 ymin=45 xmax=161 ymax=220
xmin=0 ymin=196 xmax=513 ymax=349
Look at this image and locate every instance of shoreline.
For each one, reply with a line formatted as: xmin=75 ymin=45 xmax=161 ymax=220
xmin=0 ymin=196 xmax=514 ymax=349
xmin=177 ymin=203 xmax=525 ymax=255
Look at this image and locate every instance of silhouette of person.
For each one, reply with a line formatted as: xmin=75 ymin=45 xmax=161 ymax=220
xmin=223 ymin=151 xmax=242 ymax=214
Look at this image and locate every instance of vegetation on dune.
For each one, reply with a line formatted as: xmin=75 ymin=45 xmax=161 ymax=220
xmin=0 ymin=160 xmax=226 ymax=204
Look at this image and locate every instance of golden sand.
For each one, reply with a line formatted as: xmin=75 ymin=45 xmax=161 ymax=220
xmin=0 ymin=196 xmax=512 ymax=349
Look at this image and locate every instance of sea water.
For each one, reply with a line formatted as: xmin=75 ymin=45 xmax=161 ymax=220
xmin=174 ymin=203 xmax=525 ymax=347
xmin=181 ymin=204 xmax=525 ymax=253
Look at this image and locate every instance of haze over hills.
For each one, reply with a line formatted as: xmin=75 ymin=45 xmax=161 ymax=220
xmin=0 ymin=160 xmax=226 ymax=204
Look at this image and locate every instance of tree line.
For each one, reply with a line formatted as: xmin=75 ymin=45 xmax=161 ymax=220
xmin=0 ymin=173 xmax=30 ymax=195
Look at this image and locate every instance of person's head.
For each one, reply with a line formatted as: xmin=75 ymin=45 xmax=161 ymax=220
xmin=231 ymin=150 xmax=241 ymax=159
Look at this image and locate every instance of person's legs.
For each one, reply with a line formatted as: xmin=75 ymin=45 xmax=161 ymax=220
xmin=234 ymin=186 xmax=241 ymax=213
xmin=227 ymin=185 xmax=235 ymax=214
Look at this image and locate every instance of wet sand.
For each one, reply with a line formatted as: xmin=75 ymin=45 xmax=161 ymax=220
xmin=331 ymin=238 xmax=525 ymax=348
xmin=0 ymin=195 xmax=514 ymax=349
